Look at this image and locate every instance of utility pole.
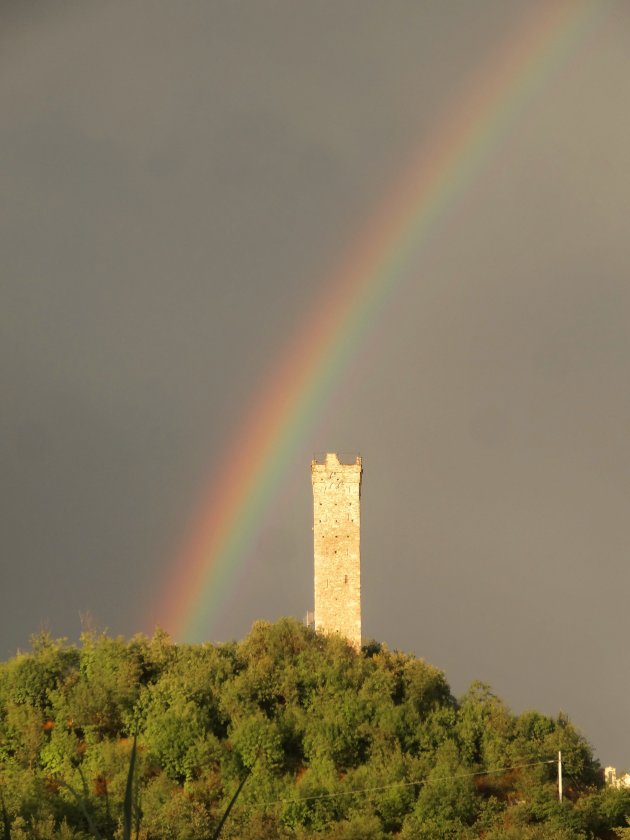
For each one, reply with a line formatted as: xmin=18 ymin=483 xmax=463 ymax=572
xmin=558 ymin=750 xmax=563 ymax=803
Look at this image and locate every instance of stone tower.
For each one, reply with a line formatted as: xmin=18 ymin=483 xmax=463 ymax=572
xmin=311 ymin=453 xmax=362 ymax=650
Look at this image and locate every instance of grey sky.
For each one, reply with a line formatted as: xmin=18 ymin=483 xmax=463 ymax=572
xmin=2 ymin=1 xmax=630 ymax=767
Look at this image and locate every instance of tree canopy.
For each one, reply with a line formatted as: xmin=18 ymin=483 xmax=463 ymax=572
xmin=0 ymin=619 xmax=628 ymax=839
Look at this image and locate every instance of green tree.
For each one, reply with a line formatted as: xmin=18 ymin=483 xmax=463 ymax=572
xmin=401 ymin=740 xmax=478 ymax=838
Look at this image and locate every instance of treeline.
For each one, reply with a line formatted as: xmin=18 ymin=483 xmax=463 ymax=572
xmin=0 ymin=618 xmax=629 ymax=839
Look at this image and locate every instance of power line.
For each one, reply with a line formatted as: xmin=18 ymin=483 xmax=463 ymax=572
xmin=264 ymin=758 xmax=556 ymax=806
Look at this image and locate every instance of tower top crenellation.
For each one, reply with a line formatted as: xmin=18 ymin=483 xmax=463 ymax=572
xmin=312 ymin=452 xmax=362 ymax=468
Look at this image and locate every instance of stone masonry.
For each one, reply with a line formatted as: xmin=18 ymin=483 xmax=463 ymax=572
xmin=311 ymin=453 xmax=362 ymax=650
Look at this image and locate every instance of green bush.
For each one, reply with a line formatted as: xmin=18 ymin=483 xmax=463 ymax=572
xmin=0 ymin=619 xmax=623 ymax=839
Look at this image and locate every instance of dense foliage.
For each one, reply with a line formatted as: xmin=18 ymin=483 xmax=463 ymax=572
xmin=0 ymin=619 xmax=628 ymax=839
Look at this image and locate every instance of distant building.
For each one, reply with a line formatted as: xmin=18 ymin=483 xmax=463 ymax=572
xmin=311 ymin=453 xmax=362 ymax=650
xmin=604 ymin=767 xmax=630 ymax=789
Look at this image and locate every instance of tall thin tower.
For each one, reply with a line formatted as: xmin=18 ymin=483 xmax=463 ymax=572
xmin=311 ymin=453 xmax=362 ymax=650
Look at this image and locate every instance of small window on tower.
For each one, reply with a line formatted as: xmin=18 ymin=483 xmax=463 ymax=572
xmin=344 ymin=575 xmax=348 ymax=584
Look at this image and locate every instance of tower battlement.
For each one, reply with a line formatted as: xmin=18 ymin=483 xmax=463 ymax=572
xmin=311 ymin=453 xmax=362 ymax=649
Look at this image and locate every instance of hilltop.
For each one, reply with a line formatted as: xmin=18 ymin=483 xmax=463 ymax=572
xmin=1 ymin=618 xmax=629 ymax=839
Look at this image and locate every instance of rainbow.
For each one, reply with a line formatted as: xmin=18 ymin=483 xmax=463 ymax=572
xmin=151 ymin=0 xmax=604 ymax=642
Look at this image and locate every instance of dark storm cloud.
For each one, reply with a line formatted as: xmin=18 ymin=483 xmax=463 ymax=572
xmin=2 ymin=1 xmax=629 ymax=767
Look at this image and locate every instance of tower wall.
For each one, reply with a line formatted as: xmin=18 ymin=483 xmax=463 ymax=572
xmin=311 ymin=453 xmax=362 ymax=649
